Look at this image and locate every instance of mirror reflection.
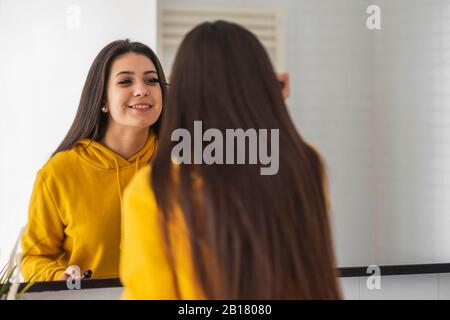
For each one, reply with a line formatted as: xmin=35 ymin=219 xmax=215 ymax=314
xmin=1 ymin=0 xmax=449 ymax=300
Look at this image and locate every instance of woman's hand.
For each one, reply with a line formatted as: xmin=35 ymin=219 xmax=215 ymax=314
xmin=59 ymin=265 xmax=81 ymax=280
xmin=276 ymin=72 xmax=291 ymax=100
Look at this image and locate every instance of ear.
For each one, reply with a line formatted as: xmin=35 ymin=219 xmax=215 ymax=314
xmin=101 ymin=102 xmax=109 ymax=113
xmin=276 ymin=72 xmax=291 ymax=101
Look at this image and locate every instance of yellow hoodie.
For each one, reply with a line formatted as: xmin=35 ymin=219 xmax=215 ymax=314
xmin=120 ymin=165 xmax=205 ymax=299
xmin=21 ymin=132 xmax=157 ymax=282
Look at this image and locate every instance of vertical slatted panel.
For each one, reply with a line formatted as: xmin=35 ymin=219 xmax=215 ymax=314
xmin=157 ymin=4 xmax=284 ymax=75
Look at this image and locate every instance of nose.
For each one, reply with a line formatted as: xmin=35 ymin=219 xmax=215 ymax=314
xmin=133 ymin=81 xmax=149 ymax=97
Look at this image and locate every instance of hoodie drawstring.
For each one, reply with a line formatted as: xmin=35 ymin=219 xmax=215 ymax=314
xmin=135 ymin=156 xmax=140 ymax=175
xmin=114 ymin=157 xmax=123 ymax=207
xmin=114 ymin=156 xmax=141 ymax=208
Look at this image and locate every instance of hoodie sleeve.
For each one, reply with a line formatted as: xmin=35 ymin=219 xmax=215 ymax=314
xmin=21 ymin=171 xmax=66 ymax=282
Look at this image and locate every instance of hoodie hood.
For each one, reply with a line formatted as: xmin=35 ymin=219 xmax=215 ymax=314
xmin=73 ymin=131 xmax=157 ymax=207
xmin=73 ymin=131 xmax=157 ymax=171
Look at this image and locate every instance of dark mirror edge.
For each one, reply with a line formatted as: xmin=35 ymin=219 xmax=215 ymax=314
xmin=17 ymin=263 xmax=450 ymax=293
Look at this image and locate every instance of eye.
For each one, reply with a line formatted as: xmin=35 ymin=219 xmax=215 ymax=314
xmin=118 ymin=79 xmax=132 ymax=85
xmin=145 ymin=78 xmax=160 ymax=86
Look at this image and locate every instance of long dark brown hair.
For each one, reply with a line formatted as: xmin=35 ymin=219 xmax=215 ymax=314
xmin=152 ymin=21 xmax=341 ymax=299
xmin=53 ymin=39 xmax=167 ymax=155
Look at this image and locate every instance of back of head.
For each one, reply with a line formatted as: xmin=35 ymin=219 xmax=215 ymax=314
xmin=152 ymin=20 xmax=341 ymax=299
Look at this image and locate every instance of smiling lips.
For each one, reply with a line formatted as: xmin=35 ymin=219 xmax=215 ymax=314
xmin=128 ymin=104 xmax=153 ymax=112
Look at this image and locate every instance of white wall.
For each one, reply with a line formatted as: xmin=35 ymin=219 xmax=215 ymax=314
xmin=371 ymin=0 xmax=450 ymax=265
xmin=0 ymin=0 xmax=158 ymax=268
xmin=282 ymin=0 xmax=450 ymax=267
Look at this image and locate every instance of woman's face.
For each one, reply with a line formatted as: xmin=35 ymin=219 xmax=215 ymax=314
xmin=104 ymin=52 xmax=163 ymax=129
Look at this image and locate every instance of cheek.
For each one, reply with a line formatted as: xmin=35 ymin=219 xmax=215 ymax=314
xmin=109 ymin=91 xmax=131 ymax=111
xmin=149 ymin=104 xmax=163 ymax=126
xmin=154 ymin=103 xmax=163 ymax=118
xmin=154 ymin=88 xmax=163 ymax=105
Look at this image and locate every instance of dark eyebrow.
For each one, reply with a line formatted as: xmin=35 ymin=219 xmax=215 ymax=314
xmin=114 ymin=70 xmax=157 ymax=78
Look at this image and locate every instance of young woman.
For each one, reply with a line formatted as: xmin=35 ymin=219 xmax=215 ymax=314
xmin=120 ymin=21 xmax=341 ymax=299
xmin=21 ymin=39 xmax=168 ymax=281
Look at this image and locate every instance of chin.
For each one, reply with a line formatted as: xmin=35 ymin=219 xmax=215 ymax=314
xmin=133 ymin=119 xmax=158 ymax=129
